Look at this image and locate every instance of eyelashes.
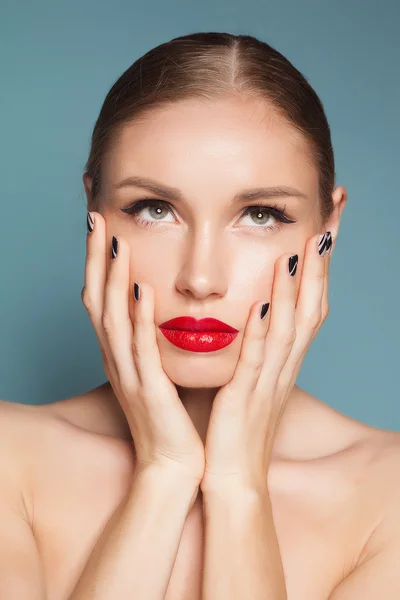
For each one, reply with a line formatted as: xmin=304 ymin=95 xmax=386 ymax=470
xmin=120 ymin=198 xmax=297 ymax=233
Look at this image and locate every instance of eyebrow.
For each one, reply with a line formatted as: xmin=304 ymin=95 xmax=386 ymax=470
xmin=113 ymin=176 xmax=308 ymax=203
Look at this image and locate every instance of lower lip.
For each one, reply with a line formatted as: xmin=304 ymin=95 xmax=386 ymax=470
xmin=159 ymin=328 xmax=238 ymax=352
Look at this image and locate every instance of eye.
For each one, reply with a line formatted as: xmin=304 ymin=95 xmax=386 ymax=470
xmin=120 ymin=199 xmax=174 ymax=228
xmin=239 ymin=205 xmax=295 ymax=232
xmin=120 ymin=198 xmax=296 ymax=232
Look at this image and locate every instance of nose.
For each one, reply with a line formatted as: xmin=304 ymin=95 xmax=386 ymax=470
xmin=175 ymin=229 xmax=229 ymax=300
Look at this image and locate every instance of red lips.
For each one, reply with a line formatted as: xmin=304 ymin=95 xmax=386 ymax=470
xmin=159 ymin=316 xmax=238 ymax=333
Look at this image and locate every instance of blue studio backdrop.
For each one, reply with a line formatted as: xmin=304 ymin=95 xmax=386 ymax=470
xmin=0 ymin=0 xmax=399 ymax=430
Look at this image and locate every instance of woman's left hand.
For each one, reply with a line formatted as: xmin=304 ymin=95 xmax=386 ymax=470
xmin=200 ymin=231 xmax=333 ymax=495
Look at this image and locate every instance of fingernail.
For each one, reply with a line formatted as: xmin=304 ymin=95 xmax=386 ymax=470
xmin=260 ymin=302 xmax=270 ymax=320
xmin=317 ymin=231 xmax=332 ymax=257
xmin=326 ymin=232 xmax=333 ymax=255
xmin=111 ymin=236 xmax=118 ymax=259
xmin=87 ymin=212 xmax=94 ymax=234
xmin=134 ymin=282 xmax=140 ymax=302
xmin=288 ymin=254 xmax=298 ymax=276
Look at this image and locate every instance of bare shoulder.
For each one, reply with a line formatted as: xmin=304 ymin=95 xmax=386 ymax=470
xmin=0 ymin=397 xmax=135 ymax=524
xmin=0 ymin=399 xmax=42 ymax=519
xmin=0 ymin=397 xmax=71 ymax=464
xmin=0 ymin=399 xmax=40 ymax=475
xmin=358 ymin=427 xmax=400 ymax=496
xmin=353 ymin=427 xmax=400 ymax=562
xmin=0 ymin=398 xmax=137 ymax=600
xmin=369 ymin=430 xmax=400 ymax=515
xmin=0 ymin=397 xmax=68 ymax=480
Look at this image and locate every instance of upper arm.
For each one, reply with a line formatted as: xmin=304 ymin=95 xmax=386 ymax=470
xmin=0 ymin=400 xmax=47 ymax=598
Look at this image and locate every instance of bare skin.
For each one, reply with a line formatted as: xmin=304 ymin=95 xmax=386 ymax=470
xmin=2 ymin=96 xmax=398 ymax=598
xmin=1 ymin=381 xmax=399 ymax=600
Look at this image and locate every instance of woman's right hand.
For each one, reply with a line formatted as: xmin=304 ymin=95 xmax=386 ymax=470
xmin=81 ymin=211 xmax=205 ymax=486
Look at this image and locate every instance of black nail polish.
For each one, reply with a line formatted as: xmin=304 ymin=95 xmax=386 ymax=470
xmin=134 ymin=282 xmax=140 ymax=302
xmin=288 ymin=254 xmax=298 ymax=276
xmin=87 ymin=212 xmax=94 ymax=234
xmin=325 ymin=232 xmax=333 ymax=255
xmin=111 ymin=236 xmax=118 ymax=259
xmin=318 ymin=231 xmax=332 ymax=256
xmin=260 ymin=302 xmax=269 ymax=320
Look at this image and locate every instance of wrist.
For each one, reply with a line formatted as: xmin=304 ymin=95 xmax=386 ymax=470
xmin=133 ymin=463 xmax=201 ymax=492
xmin=200 ymin=472 xmax=268 ymax=499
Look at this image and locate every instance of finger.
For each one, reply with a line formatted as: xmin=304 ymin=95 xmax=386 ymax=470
xmin=81 ymin=212 xmax=118 ymax=381
xmin=102 ymin=234 xmax=138 ymax=387
xmin=277 ymin=232 xmax=329 ymax=390
xmin=299 ymin=230 xmax=332 ymax=345
xmin=295 ymin=232 xmax=327 ymax=331
xmin=131 ymin=281 xmax=169 ymax=394
xmin=256 ymin=251 xmax=298 ymax=393
xmin=321 ymin=231 xmax=333 ymax=320
xmin=225 ymin=298 xmax=270 ymax=399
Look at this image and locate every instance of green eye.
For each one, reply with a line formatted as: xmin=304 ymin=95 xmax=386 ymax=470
xmin=121 ymin=198 xmax=297 ymax=233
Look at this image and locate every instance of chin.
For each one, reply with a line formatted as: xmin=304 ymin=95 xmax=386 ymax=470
xmin=161 ymin=354 xmax=235 ymax=389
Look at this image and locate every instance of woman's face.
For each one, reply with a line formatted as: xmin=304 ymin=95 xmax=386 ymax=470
xmin=92 ymin=97 xmax=343 ymax=389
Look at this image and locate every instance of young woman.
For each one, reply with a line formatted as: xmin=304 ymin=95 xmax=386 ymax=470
xmin=1 ymin=31 xmax=399 ymax=600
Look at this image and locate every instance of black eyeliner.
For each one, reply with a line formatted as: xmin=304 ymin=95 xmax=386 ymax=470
xmin=120 ymin=198 xmax=296 ymax=224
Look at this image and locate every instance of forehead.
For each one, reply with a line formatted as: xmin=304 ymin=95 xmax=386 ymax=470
xmin=103 ymin=97 xmax=318 ymax=198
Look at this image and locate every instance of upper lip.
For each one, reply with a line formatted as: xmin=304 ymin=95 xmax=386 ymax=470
xmin=159 ymin=316 xmax=238 ymax=333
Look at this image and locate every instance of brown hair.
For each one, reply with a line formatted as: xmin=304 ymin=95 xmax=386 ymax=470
xmin=84 ymin=32 xmax=335 ymax=223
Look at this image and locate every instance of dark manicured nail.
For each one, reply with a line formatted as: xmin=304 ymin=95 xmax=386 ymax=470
xmin=260 ymin=302 xmax=270 ymax=320
xmin=326 ymin=232 xmax=333 ymax=255
xmin=111 ymin=236 xmax=118 ymax=259
xmin=288 ymin=254 xmax=298 ymax=276
xmin=87 ymin=212 xmax=94 ymax=234
xmin=317 ymin=231 xmax=332 ymax=256
xmin=134 ymin=282 xmax=140 ymax=302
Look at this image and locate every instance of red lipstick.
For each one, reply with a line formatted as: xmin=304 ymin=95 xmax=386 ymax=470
xmin=159 ymin=316 xmax=239 ymax=352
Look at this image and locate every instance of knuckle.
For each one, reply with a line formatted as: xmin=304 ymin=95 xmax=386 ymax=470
xmin=102 ymin=312 xmax=125 ymax=334
xmin=267 ymin=327 xmax=296 ymax=351
xmin=102 ymin=311 xmax=116 ymax=333
xmin=242 ymin=351 xmax=263 ymax=371
xmin=119 ymin=376 xmax=136 ymax=400
xmin=241 ymin=337 xmax=265 ymax=369
xmin=307 ymin=312 xmax=322 ymax=330
xmin=282 ymin=329 xmax=296 ymax=348
xmin=131 ymin=335 xmax=154 ymax=360
xmin=133 ymin=377 xmax=157 ymax=405
xmin=322 ymin=304 xmax=330 ymax=320
xmin=81 ymin=290 xmax=93 ymax=312
xmin=131 ymin=337 xmax=142 ymax=361
xmin=131 ymin=334 xmax=153 ymax=362
xmin=253 ymin=358 xmax=265 ymax=372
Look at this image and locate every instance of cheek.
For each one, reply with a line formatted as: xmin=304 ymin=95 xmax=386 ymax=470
xmin=129 ymin=236 xmax=174 ymax=270
xmin=230 ymin=250 xmax=275 ymax=306
xmin=126 ymin=229 xmax=309 ymax=301
xmin=230 ymin=236 xmax=308 ymax=305
xmin=129 ymin=242 xmax=178 ymax=311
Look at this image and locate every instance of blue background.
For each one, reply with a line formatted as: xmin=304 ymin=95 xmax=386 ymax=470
xmin=1 ymin=0 xmax=399 ymax=430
